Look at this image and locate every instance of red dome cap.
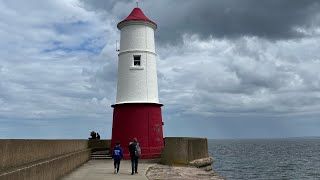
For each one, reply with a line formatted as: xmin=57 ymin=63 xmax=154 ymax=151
xmin=118 ymin=8 xmax=157 ymax=29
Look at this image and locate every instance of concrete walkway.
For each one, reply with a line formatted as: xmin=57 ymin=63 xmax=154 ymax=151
xmin=62 ymin=159 xmax=156 ymax=180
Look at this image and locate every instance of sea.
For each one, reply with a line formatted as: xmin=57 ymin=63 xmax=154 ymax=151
xmin=208 ymin=138 xmax=320 ymax=180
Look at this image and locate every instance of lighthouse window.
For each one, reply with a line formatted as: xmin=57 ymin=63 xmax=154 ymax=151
xmin=133 ymin=55 xmax=141 ymax=66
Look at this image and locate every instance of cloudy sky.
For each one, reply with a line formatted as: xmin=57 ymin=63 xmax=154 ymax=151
xmin=1 ymin=0 xmax=320 ymax=139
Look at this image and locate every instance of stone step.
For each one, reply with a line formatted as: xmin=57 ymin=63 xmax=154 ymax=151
xmin=91 ymin=154 xmax=111 ymax=157
xmin=91 ymin=150 xmax=110 ymax=155
xmin=91 ymin=156 xmax=112 ymax=159
xmin=91 ymin=155 xmax=112 ymax=159
xmin=91 ymin=150 xmax=112 ymax=159
xmin=91 ymin=154 xmax=112 ymax=159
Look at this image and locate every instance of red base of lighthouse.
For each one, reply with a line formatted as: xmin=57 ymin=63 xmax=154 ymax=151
xmin=111 ymin=103 xmax=164 ymax=159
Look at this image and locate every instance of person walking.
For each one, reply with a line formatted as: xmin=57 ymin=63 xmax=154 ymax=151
xmin=112 ymin=142 xmax=123 ymax=174
xmin=128 ymin=137 xmax=141 ymax=175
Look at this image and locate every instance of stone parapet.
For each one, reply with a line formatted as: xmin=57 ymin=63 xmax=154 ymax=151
xmin=0 ymin=139 xmax=110 ymax=180
xmin=0 ymin=149 xmax=91 ymax=180
xmin=160 ymin=137 xmax=209 ymax=165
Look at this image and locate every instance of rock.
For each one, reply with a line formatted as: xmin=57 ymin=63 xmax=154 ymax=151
xmin=146 ymin=164 xmax=225 ymax=180
xmin=189 ymin=157 xmax=214 ymax=168
xmin=201 ymin=165 xmax=213 ymax=171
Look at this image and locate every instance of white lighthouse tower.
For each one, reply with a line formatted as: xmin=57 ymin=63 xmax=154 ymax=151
xmin=111 ymin=6 xmax=164 ymax=159
xmin=116 ymin=11 xmax=159 ymax=104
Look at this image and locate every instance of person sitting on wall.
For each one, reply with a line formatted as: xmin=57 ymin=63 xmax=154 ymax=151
xmin=97 ymin=133 xmax=100 ymax=140
xmin=89 ymin=131 xmax=96 ymax=139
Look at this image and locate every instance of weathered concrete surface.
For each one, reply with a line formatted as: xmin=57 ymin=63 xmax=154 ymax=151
xmin=0 ymin=139 xmax=110 ymax=172
xmin=62 ymin=159 xmax=156 ymax=180
xmin=0 ymin=149 xmax=91 ymax=180
xmin=146 ymin=164 xmax=225 ymax=180
xmin=0 ymin=140 xmax=87 ymax=171
xmin=160 ymin=137 xmax=209 ymax=165
xmin=62 ymin=159 xmax=224 ymax=180
xmin=0 ymin=139 xmax=111 ymax=180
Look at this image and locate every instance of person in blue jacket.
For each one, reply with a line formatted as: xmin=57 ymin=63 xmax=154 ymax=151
xmin=112 ymin=141 xmax=123 ymax=174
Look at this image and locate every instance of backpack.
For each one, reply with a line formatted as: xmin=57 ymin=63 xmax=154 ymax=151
xmin=135 ymin=143 xmax=141 ymax=156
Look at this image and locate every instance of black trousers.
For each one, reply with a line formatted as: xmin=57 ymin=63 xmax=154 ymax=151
xmin=131 ymin=156 xmax=139 ymax=173
xmin=114 ymin=159 xmax=121 ymax=172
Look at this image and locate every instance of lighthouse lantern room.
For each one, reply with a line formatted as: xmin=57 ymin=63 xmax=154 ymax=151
xmin=111 ymin=7 xmax=164 ymax=159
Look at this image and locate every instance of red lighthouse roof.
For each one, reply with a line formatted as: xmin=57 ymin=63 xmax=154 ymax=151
xmin=118 ymin=8 xmax=157 ymax=29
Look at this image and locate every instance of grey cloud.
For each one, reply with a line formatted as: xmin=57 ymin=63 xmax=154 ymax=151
xmin=157 ymin=35 xmax=320 ymax=118
xmin=2 ymin=0 xmax=320 ymax=139
xmin=151 ymin=0 xmax=320 ymax=43
xmin=0 ymin=0 xmax=116 ymax=120
xmin=85 ymin=63 xmax=117 ymax=102
xmin=81 ymin=0 xmax=320 ymax=44
xmin=82 ymin=44 xmax=119 ymax=104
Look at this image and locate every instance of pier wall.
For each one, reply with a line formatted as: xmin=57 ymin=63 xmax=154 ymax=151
xmin=160 ymin=137 xmax=209 ymax=165
xmin=0 ymin=139 xmax=110 ymax=180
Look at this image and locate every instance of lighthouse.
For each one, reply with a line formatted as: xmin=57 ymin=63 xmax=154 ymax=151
xmin=111 ymin=6 xmax=164 ymax=159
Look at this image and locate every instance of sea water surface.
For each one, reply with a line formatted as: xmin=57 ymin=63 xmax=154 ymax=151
xmin=208 ymin=138 xmax=320 ymax=180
